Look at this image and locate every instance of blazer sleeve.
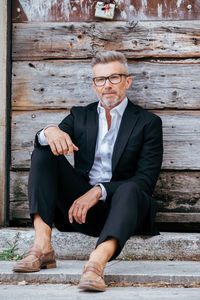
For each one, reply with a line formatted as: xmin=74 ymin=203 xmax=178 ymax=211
xmin=58 ymin=108 xmax=75 ymax=139
xmin=34 ymin=108 xmax=75 ymax=148
xmin=102 ymin=115 xmax=163 ymax=197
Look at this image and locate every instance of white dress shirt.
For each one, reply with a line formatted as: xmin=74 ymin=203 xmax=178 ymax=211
xmin=38 ymin=97 xmax=128 ymax=201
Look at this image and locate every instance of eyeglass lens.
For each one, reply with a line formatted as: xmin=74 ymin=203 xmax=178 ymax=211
xmin=94 ymin=74 xmax=122 ymax=86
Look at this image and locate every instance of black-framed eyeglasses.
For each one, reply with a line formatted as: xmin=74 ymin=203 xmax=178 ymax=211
xmin=93 ymin=73 xmax=128 ymax=87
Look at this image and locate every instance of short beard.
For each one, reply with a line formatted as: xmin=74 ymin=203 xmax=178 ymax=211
xmin=99 ymin=95 xmax=123 ymax=108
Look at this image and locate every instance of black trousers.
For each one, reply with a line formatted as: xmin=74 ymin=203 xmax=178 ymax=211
xmin=28 ymin=146 xmax=150 ymax=260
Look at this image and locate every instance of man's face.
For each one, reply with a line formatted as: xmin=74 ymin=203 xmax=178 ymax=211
xmin=92 ymin=61 xmax=132 ymax=107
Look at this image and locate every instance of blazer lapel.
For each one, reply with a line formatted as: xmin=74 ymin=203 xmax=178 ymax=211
xmin=112 ymin=101 xmax=139 ymax=172
xmin=86 ymin=103 xmax=99 ymax=165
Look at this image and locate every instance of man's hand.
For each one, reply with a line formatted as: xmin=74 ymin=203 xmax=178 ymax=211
xmin=68 ymin=186 xmax=102 ymax=224
xmin=44 ymin=126 xmax=78 ymax=156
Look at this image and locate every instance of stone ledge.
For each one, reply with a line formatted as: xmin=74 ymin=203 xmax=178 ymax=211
xmin=0 ymin=228 xmax=200 ymax=260
xmin=0 ymin=260 xmax=200 ymax=285
xmin=1 ymin=285 xmax=200 ymax=300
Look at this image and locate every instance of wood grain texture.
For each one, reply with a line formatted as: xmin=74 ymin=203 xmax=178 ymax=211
xmin=0 ymin=0 xmax=8 ymax=226
xmin=10 ymin=171 xmax=200 ymax=224
xmin=12 ymin=0 xmax=200 ymax=22
xmin=156 ymin=212 xmax=200 ymax=223
xmin=160 ymin=111 xmax=200 ymax=170
xmin=10 ymin=171 xmax=29 ymax=221
xmin=11 ymin=110 xmax=200 ymax=170
xmin=11 ymin=110 xmax=69 ymax=169
xmin=12 ymin=21 xmax=200 ymax=60
xmin=10 ymin=6 xmax=200 ymax=227
xmin=12 ymin=59 xmax=200 ymax=110
xmin=154 ymin=172 xmax=200 ymax=213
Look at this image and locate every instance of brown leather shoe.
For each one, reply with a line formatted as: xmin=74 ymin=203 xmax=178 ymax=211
xmin=13 ymin=245 xmax=56 ymax=273
xmin=78 ymin=261 xmax=106 ymax=292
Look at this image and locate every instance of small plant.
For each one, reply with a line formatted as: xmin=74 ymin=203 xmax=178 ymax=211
xmin=0 ymin=242 xmax=26 ymax=261
xmin=121 ymin=244 xmax=133 ymax=261
xmin=122 ymin=256 xmax=132 ymax=261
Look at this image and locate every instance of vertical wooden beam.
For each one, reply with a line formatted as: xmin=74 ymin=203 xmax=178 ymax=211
xmin=0 ymin=0 xmax=10 ymax=225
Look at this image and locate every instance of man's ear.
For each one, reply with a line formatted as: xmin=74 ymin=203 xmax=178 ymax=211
xmin=126 ymin=76 xmax=132 ymax=89
xmin=92 ymin=81 xmax=97 ymax=91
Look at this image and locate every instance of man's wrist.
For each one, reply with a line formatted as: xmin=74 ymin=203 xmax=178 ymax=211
xmin=43 ymin=124 xmax=58 ymax=137
xmin=95 ymin=184 xmax=107 ymax=201
xmin=94 ymin=185 xmax=102 ymax=199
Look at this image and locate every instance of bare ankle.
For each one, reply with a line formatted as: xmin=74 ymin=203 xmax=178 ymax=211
xmin=89 ymin=238 xmax=118 ymax=267
xmin=33 ymin=241 xmax=53 ymax=253
xmin=89 ymin=252 xmax=107 ymax=269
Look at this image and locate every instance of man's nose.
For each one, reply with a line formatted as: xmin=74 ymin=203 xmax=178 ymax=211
xmin=104 ymin=78 xmax=112 ymax=87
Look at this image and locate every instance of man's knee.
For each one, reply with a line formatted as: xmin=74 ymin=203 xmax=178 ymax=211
xmin=110 ymin=182 xmax=141 ymax=207
xmin=31 ymin=146 xmax=54 ymax=167
xmin=115 ymin=181 xmax=140 ymax=195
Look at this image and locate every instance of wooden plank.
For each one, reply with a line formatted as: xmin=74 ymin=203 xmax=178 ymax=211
xmin=10 ymin=170 xmax=200 ymax=213
xmin=0 ymin=0 xmax=8 ymax=226
xmin=11 ymin=110 xmax=200 ymax=170
xmin=12 ymin=21 xmax=200 ymax=60
xmin=11 ymin=110 xmax=68 ymax=169
xmin=154 ymin=172 xmax=200 ymax=213
xmin=12 ymin=59 xmax=200 ymax=110
xmin=160 ymin=111 xmax=200 ymax=170
xmin=11 ymin=211 xmax=200 ymax=225
xmin=156 ymin=213 xmax=200 ymax=223
xmin=10 ymin=171 xmax=200 ymax=225
xmin=10 ymin=171 xmax=29 ymax=222
xmin=12 ymin=0 xmax=200 ymax=22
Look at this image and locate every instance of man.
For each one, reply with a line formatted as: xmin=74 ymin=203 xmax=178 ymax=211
xmin=13 ymin=51 xmax=163 ymax=292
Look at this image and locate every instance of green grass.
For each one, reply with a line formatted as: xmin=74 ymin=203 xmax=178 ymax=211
xmin=0 ymin=242 xmax=26 ymax=261
xmin=122 ymin=256 xmax=133 ymax=261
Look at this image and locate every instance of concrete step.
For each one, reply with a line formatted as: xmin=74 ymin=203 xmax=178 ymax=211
xmin=0 ymin=260 xmax=200 ymax=286
xmin=0 ymin=228 xmax=200 ymax=260
xmin=1 ymin=285 xmax=200 ymax=300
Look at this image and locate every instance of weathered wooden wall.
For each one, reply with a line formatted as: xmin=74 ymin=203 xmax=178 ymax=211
xmin=11 ymin=0 xmax=200 ymax=230
xmin=12 ymin=0 xmax=200 ymax=21
xmin=0 ymin=0 xmax=9 ymax=226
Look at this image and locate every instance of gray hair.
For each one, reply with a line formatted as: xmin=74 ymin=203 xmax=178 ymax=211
xmin=91 ymin=51 xmax=128 ymax=74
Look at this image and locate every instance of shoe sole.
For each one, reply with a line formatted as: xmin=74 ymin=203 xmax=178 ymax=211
xmin=13 ymin=261 xmax=56 ymax=273
xmin=78 ymin=281 xmax=106 ymax=292
xmin=41 ymin=261 xmax=57 ymax=269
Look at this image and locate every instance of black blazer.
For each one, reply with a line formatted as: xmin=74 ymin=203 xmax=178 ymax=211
xmin=58 ymin=100 xmax=163 ymax=196
xmin=35 ymin=100 xmax=163 ymax=234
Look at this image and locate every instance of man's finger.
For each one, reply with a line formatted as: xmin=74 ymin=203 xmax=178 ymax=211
xmin=65 ymin=135 xmax=78 ymax=156
xmin=49 ymin=141 xmax=59 ymax=156
xmin=73 ymin=144 xmax=79 ymax=151
xmin=68 ymin=204 xmax=74 ymax=223
xmin=60 ymin=139 xmax=69 ymax=155
xmin=55 ymin=141 xmax=65 ymax=155
xmin=77 ymin=206 xmax=85 ymax=224
xmin=73 ymin=205 xmax=81 ymax=224
xmin=67 ymin=140 xmax=74 ymax=156
xmin=81 ymin=207 xmax=88 ymax=224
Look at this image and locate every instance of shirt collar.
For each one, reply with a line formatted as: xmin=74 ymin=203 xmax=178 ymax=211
xmin=97 ymin=97 xmax=128 ymax=117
